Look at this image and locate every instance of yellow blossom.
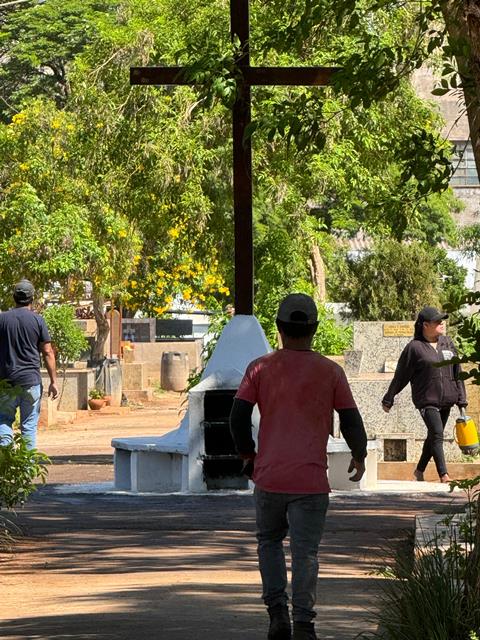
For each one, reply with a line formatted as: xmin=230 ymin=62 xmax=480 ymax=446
xmin=11 ymin=113 xmax=26 ymax=126
xmin=118 ymin=229 xmax=127 ymax=238
xmin=19 ymin=163 xmax=29 ymax=172
xmin=130 ymin=280 xmax=137 ymax=289
xmin=168 ymin=228 xmax=180 ymax=239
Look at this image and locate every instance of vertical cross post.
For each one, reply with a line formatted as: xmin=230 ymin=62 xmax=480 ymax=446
xmin=230 ymin=0 xmax=253 ymax=314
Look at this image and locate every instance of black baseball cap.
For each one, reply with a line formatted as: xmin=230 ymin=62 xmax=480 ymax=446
xmin=13 ymin=279 xmax=35 ymax=302
xmin=277 ymin=293 xmax=318 ymax=325
xmin=417 ymin=306 xmax=448 ymax=323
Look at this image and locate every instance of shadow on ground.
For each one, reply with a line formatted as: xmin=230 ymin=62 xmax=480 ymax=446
xmin=0 ymin=492 xmax=462 ymax=640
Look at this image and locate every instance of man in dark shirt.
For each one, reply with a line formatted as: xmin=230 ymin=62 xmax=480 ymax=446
xmin=0 ymin=280 xmax=58 ymax=449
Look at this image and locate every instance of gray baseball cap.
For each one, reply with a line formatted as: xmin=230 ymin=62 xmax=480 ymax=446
xmin=13 ymin=279 xmax=35 ymax=302
xmin=277 ymin=293 xmax=318 ymax=325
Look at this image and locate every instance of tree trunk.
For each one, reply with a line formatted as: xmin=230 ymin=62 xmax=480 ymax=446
xmin=309 ymin=244 xmax=326 ymax=303
xmin=441 ymin=0 xmax=480 ymax=177
xmin=91 ymin=291 xmax=109 ymax=363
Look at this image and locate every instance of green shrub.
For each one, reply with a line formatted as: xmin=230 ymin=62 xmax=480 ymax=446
xmin=257 ymin=291 xmax=352 ymax=355
xmin=0 ymin=433 xmax=50 ymax=510
xmin=0 ymin=433 xmax=50 ymax=551
xmin=88 ymin=388 xmax=105 ymax=399
xmin=330 ymin=239 xmax=467 ymax=321
xmin=42 ymin=304 xmax=89 ymax=401
xmin=362 ymin=476 xmax=480 ymax=640
xmin=42 ymin=304 xmax=89 ymax=369
xmin=311 ymin=305 xmax=352 ymax=355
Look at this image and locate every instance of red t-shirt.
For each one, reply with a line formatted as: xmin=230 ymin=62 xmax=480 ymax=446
xmin=235 ymin=349 xmax=357 ymax=493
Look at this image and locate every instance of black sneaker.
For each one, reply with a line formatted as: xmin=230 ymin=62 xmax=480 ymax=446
xmin=267 ymin=604 xmax=291 ymax=640
xmin=292 ymin=621 xmax=317 ymax=640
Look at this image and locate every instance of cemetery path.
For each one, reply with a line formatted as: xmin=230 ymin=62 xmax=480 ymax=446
xmin=1 ymin=391 xmax=465 ymax=639
xmin=0 ymin=489 xmax=463 ymax=640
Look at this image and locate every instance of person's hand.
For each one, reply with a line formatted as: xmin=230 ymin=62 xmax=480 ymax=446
xmin=348 ymin=457 xmax=366 ymax=482
xmin=382 ymin=403 xmax=390 ymax=413
xmin=48 ymin=382 xmax=59 ymax=400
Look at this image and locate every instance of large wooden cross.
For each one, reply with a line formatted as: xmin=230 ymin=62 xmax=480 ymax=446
xmin=131 ymin=0 xmax=337 ymax=315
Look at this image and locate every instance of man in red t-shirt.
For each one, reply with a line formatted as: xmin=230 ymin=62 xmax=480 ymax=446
xmin=230 ymin=293 xmax=367 ymax=640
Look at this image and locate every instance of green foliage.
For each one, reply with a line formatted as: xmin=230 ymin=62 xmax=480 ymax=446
xmin=256 ymin=284 xmax=352 ymax=355
xmin=312 ymin=306 xmax=353 ymax=355
xmin=443 ymin=292 xmax=480 ymax=385
xmin=0 ymin=0 xmax=464 ymax=326
xmin=362 ymin=475 xmax=480 ymax=640
xmin=332 ymin=239 xmax=466 ymax=321
xmin=185 ymin=311 xmax=229 ymax=391
xmin=88 ymin=388 xmax=105 ymax=399
xmin=0 ymin=0 xmax=115 ymax=122
xmin=0 ymin=433 xmax=49 ymax=511
xmin=42 ymin=304 xmax=89 ymax=369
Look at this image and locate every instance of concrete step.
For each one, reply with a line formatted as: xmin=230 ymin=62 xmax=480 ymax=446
xmin=379 ymin=461 xmax=480 ymax=481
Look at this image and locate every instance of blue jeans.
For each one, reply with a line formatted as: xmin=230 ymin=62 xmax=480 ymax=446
xmin=0 ymin=384 xmax=42 ymax=449
xmin=254 ymin=487 xmax=329 ymax=623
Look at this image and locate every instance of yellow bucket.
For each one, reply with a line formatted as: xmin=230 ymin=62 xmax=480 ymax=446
xmin=455 ymin=413 xmax=480 ymax=455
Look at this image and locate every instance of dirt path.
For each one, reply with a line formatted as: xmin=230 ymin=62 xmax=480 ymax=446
xmin=0 ymin=393 xmax=465 ymax=639
xmin=0 ymin=489 xmax=462 ymax=640
xmin=37 ymin=392 xmax=186 ymax=484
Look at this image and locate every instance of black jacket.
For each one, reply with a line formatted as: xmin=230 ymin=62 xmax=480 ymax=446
xmin=382 ymin=335 xmax=467 ymax=410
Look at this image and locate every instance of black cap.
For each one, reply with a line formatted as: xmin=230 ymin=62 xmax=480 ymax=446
xmin=417 ymin=306 xmax=448 ymax=323
xmin=277 ymin=293 xmax=318 ymax=325
xmin=13 ymin=279 xmax=35 ymax=302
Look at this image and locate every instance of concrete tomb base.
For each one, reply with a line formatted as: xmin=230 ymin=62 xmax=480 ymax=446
xmin=112 ymin=315 xmax=380 ymax=493
xmin=327 ymin=438 xmax=378 ymax=491
xmin=112 ymin=315 xmax=271 ymax=493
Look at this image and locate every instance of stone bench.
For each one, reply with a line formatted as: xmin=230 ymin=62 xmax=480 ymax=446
xmin=112 ymin=428 xmax=187 ymax=493
xmin=112 ymin=432 xmax=378 ymax=493
xmin=327 ymin=438 xmax=378 ymax=490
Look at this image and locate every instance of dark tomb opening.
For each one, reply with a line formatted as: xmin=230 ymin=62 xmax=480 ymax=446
xmin=384 ymin=438 xmax=407 ymax=462
xmin=202 ymin=389 xmax=249 ymax=490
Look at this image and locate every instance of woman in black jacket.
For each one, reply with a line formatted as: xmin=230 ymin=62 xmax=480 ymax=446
xmin=382 ymin=306 xmax=467 ymax=483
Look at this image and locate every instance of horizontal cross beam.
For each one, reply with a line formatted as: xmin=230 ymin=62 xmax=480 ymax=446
xmin=131 ymin=66 xmax=339 ymax=87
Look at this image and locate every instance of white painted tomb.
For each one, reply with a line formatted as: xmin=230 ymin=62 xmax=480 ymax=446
xmin=112 ymin=315 xmax=270 ymax=492
xmin=112 ymin=314 xmax=378 ymax=493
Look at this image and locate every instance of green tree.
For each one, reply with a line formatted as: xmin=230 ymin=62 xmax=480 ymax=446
xmin=261 ymin=0 xmax=480 ymax=177
xmin=0 ymin=0 xmax=114 ymax=122
xmin=0 ymin=0 xmax=465 ymax=328
xmin=332 ymin=239 xmax=467 ymax=320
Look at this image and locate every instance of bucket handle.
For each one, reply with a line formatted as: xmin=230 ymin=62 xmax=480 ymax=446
xmin=454 ymin=407 xmax=465 ymax=445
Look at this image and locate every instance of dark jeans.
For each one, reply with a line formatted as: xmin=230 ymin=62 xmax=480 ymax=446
xmin=417 ymin=407 xmax=451 ymax=477
xmin=254 ymin=487 xmax=329 ymax=623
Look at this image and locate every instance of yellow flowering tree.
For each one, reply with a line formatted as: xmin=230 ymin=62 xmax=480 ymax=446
xmin=0 ymin=102 xmax=141 ymax=358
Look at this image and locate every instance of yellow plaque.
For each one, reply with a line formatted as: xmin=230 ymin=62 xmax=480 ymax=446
xmin=383 ymin=323 xmax=414 ymax=337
